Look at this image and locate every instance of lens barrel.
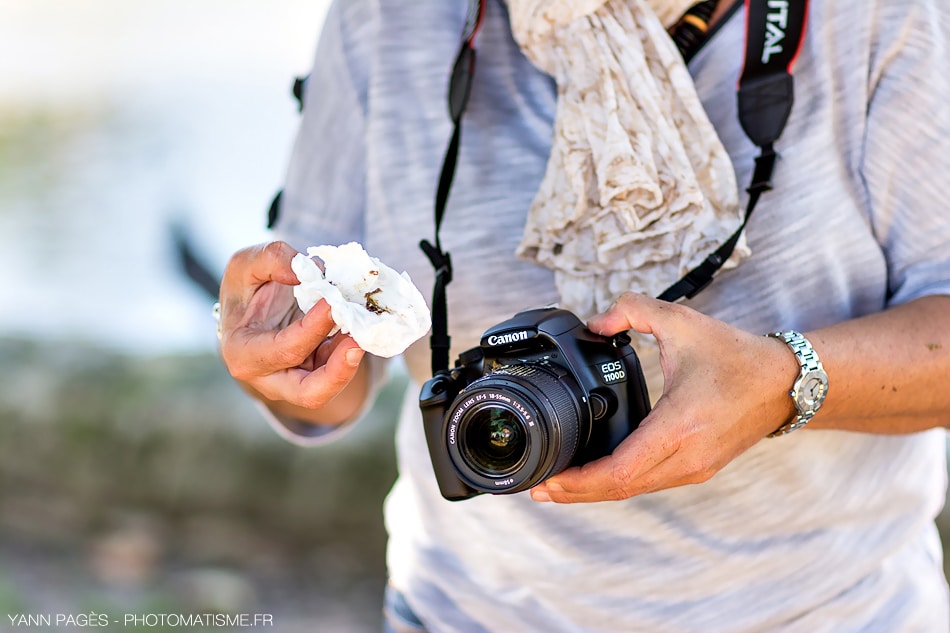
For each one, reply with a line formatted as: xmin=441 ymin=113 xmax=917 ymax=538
xmin=444 ymin=364 xmax=586 ymax=494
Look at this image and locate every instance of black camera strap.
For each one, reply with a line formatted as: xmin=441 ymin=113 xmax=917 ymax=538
xmin=658 ymin=0 xmax=808 ymax=301
xmin=420 ymin=0 xmax=485 ymax=375
xmin=421 ymin=0 xmax=808 ymax=373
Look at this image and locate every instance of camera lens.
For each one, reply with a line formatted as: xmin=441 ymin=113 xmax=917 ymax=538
xmin=445 ymin=364 xmax=585 ymax=493
xmin=461 ymin=405 xmax=528 ymax=476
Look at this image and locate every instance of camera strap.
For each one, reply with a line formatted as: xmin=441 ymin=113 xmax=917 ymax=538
xmin=421 ymin=0 xmax=808 ymax=373
xmin=420 ymin=0 xmax=485 ymax=375
xmin=658 ymin=0 xmax=809 ymax=301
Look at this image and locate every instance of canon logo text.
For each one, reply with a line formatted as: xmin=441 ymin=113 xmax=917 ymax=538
xmin=487 ymin=331 xmax=530 ymax=346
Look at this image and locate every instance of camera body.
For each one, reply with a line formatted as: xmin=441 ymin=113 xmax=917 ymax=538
xmin=419 ymin=307 xmax=650 ymax=501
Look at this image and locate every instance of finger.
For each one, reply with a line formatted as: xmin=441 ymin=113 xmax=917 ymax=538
xmin=530 ymin=410 xmax=680 ymax=503
xmin=221 ymin=241 xmax=302 ymax=305
xmin=240 ymin=241 xmax=302 ymax=288
xmin=256 ymin=336 xmax=365 ymax=409
xmin=587 ymin=292 xmax=676 ymax=338
xmin=311 ymin=331 xmax=357 ymax=369
xmin=532 ymin=446 xmax=718 ymax=503
xmin=538 ymin=452 xmax=714 ymax=503
xmin=224 ymin=300 xmax=338 ymax=378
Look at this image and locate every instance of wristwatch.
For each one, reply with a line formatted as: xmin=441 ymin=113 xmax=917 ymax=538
xmin=766 ymin=330 xmax=829 ymax=437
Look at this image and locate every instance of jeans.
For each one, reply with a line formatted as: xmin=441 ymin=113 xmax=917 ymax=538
xmin=382 ymin=584 xmax=428 ymax=633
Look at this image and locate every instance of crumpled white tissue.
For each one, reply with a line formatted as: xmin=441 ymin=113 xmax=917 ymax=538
xmin=290 ymin=242 xmax=431 ymax=358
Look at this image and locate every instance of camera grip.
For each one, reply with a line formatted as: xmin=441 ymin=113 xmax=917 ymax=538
xmin=419 ymin=375 xmax=477 ymax=501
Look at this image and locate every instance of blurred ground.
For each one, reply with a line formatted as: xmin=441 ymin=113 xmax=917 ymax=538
xmin=0 ymin=339 xmax=401 ymax=632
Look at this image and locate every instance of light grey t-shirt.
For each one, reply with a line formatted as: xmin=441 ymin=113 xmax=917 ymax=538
xmin=275 ymin=0 xmax=950 ymax=630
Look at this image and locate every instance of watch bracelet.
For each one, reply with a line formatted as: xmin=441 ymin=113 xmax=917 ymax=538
xmin=766 ymin=330 xmax=826 ymax=438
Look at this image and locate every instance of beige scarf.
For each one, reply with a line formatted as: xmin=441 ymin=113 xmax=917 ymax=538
xmin=508 ymin=0 xmax=747 ymax=319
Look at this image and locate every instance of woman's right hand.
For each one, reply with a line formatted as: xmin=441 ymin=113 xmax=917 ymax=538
xmin=217 ymin=241 xmax=367 ymax=424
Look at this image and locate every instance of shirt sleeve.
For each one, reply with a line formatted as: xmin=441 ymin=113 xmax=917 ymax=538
xmin=266 ymin=0 xmax=388 ymax=446
xmin=860 ymin=1 xmax=950 ymax=307
xmin=273 ymin=0 xmax=372 ymax=252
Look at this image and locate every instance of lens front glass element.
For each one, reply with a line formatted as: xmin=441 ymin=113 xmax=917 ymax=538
xmin=461 ymin=405 xmax=528 ymax=477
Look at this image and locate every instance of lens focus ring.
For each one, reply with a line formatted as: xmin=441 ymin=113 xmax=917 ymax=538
xmin=480 ymin=364 xmax=581 ymax=482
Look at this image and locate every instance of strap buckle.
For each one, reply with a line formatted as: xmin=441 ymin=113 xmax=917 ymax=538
xmin=747 ymin=143 xmax=777 ymax=195
xmin=420 ymin=239 xmax=453 ymax=284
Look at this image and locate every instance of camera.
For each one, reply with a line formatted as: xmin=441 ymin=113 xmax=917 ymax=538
xmin=419 ymin=307 xmax=650 ymax=501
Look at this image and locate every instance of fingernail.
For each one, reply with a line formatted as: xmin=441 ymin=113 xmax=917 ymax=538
xmin=531 ymin=489 xmax=551 ymax=502
xmin=345 ymin=348 xmax=364 ymax=366
xmin=545 ymin=481 xmax=563 ymax=492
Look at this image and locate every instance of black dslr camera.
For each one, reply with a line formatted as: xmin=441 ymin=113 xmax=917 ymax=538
xmin=419 ymin=308 xmax=650 ymax=501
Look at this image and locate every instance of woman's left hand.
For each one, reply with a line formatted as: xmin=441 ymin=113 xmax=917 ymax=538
xmin=530 ymin=292 xmax=797 ymax=503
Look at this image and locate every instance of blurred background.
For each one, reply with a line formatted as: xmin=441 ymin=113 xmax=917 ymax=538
xmin=0 ymin=1 xmax=403 ymax=631
xmin=2 ymin=2 xmax=950 ymax=633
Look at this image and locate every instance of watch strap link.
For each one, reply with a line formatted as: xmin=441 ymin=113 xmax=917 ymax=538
xmin=766 ymin=330 xmax=826 ymax=437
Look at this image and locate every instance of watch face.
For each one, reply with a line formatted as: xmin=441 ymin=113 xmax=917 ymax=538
xmin=795 ymin=371 xmax=829 ymax=413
